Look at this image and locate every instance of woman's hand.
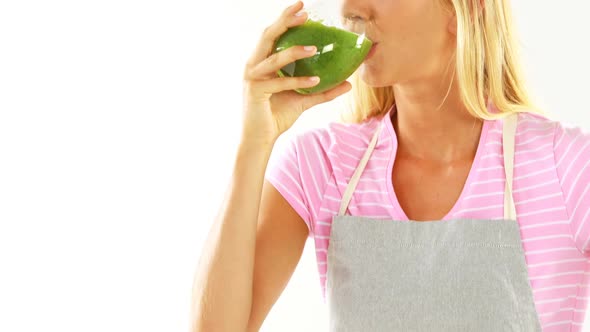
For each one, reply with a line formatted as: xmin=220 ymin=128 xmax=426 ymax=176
xmin=241 ymin=1 xmax=352 ymax=144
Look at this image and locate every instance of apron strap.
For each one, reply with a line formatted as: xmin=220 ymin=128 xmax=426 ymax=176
xmin=338 ymin=122 xmax=384 ymax=216
xmin=337 ymin=113 xmax=518 ymax=220
xmin=502 ymin=113 xmax=518 ymax=220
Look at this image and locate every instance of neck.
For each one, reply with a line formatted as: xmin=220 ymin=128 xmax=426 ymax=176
xmin=391 ymin=74 xmax=484 ymax=164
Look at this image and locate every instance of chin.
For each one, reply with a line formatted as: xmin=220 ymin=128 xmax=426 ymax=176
xmin=358 ymin=66 xmax=393 ymax=88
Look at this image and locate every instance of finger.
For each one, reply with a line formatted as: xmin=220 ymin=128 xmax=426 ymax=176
xmin=302 ymin=81 xmax=353 ymax=110
xmin=248 ymin=75 xmax=320 ymax=98
xmin=246 ymin=1 xmax=308 ymax=67
xmin=247 ymin=45 xmax=317 ymax=80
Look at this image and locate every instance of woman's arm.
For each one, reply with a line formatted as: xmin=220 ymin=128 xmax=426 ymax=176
xmin=191 ymin=140 xmax=308 ymax=332
xmin=191 ymin=1 xmax=349 ymax=328
xmin=246 ymin=179 xmax=309 ymax=331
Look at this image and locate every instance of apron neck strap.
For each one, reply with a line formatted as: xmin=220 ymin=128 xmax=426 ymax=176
xmin=338 ymin=122 xmax=384 ymax=216
xmin=337 ymin=113 xmax=518 ymax=220
xmin=503 ymin=113 xmax=518 ymax=220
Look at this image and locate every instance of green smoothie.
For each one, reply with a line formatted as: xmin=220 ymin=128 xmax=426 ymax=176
xmin=273 ymin=19 xmax=373 ymax=94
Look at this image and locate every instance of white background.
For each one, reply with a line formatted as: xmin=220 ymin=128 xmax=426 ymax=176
xmin=0 ymin=0 xmax=588 ymax=331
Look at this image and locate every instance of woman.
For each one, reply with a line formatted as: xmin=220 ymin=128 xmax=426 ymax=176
xmin=193 ymin=0 xmax=590 ymax=331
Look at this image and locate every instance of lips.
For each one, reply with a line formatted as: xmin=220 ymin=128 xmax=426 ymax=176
xmin=365 ymin=42 xmax=378 ymax=60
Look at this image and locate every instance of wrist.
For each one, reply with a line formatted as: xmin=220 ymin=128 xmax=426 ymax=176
xmin=238 ymin=136 xmax=277 ymax=154
xmin=239 ymin=129 xmax=278 ymax=148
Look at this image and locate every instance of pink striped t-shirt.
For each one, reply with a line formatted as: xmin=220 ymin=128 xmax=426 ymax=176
xmin=265 ymin=108 xmax=590 ymax=331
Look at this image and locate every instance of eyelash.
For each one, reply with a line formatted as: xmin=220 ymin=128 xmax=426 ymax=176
xmin=344 ymin=15 xmax=363 ymax=22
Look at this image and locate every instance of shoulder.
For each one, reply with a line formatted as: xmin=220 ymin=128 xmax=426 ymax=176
xmin=485 ymin=112 xmax=557 ymax=164
xmin=551 ymin=115 xmax=590 ymax=177
xmin=273 ymin=116 xmax=382 ymax=167
xmin=513 ymin=111 xmax=590 ymax=195
xmin=265 ymin=117 xmax=382 ymax=225
xmin=484 ymin=111 xmax=590 ymax=188
xmin=267 ymin=115 xmax=379 ymax=184
xmin=514 ymin=111 xmax=556 ymax=141
xmin=507 ymin=111 xmax=589 ymax=155
xmin=267 ymin=114 xmax=386 ymax=193
xmin=514 ymin=111 xmax=589 ymax=146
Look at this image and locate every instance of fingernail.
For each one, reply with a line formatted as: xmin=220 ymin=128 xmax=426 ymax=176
xmin=308 ymin=76 xmax=320 ymax=82
xmin=295 ymin=10 xmax=306 ymax=17
xmin=304 ymin=45 xmax=316 ymax=52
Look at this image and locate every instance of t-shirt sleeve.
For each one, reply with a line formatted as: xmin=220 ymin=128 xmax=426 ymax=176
xmin=553 ymin=122 xmax=590 ymax=255
xmin=264 ymin=130 xmax=331 ymax=238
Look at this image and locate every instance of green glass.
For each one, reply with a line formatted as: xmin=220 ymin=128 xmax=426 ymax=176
xmin=273 ymin=19 xmax=373 ymax=95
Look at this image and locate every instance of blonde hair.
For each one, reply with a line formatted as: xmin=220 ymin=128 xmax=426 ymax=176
xmin=341 ymin=0 xmax=544 ymax=123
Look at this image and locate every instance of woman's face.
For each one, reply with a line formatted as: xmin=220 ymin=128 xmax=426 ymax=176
xmin=340 ymin=0 xmax=457 ymax=87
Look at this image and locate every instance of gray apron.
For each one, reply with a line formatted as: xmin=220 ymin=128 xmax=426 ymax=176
xmin=326 ymin=113 xmax=543 ymax=331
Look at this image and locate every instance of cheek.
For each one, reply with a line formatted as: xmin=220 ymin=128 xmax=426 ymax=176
xmin=383 ymin=10 xmax=447 ymax=54
xmin=359 ymin=0 xmax=454 ymax=83
xmin=377 ymin=1 xmax=450 ymax=56
xmin=378 ymin=20 xmax=452 ymax=80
